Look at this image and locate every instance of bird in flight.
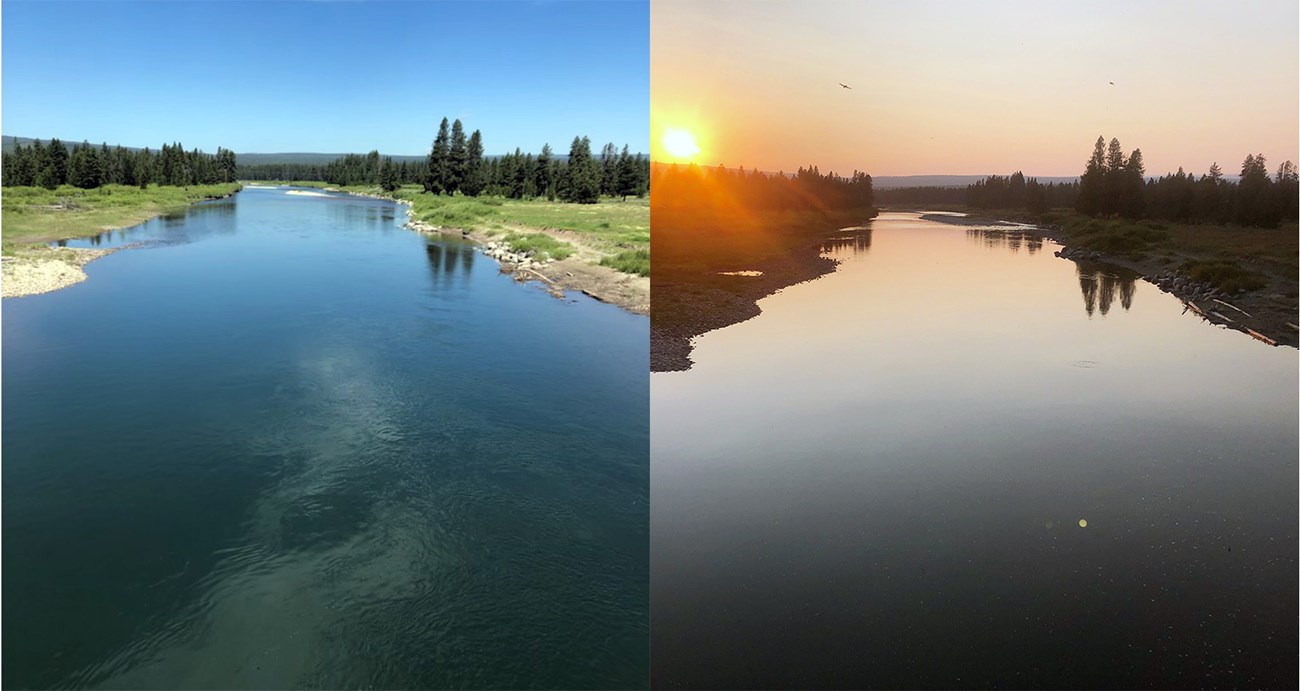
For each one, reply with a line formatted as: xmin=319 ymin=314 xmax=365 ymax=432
xmin=839 ymin=82 xmax=852 ymax=89
xmin=1109 ymin=81 xmax=1115 ymax=85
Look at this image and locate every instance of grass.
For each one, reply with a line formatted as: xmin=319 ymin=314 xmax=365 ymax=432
xmin=334 ymin=184 xmax=649 ymax=275
xmin=501 ymin=232 xmax=574 ymax=261
xmin=1029 ymin=209 xmax=1295 ymax=295
xmin=1 ymin=183 xmax=242 ymax=245
xmin=1182 ymin=260 xmax=1270 ymax=294
xmin=600 ymin=248 xmax=651 ymax=276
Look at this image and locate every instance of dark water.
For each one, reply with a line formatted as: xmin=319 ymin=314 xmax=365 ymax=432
xmin=4 ymin=187 xmax=649 ymax=689
xmin=651 ymin=213 xmax=1297 ymax=689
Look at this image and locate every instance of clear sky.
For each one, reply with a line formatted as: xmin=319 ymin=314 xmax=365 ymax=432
xmin=651 ymin=0 xmax=1299 ymax=177
xmin=2 ymin=0 xmax=648 ymax=155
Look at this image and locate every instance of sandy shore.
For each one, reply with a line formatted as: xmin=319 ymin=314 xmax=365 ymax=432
xmin=2 ymin=247 xmax=120 ymax=298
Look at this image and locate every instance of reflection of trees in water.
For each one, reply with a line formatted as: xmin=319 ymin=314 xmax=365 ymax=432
xmin=1074 ymin=259 xmax=1139 ymax=317
xmin=965 ymin=227 xmax=1039 ymax=253
xmin=821 ymin=228 xmax=872 ymax=255
xmin=425 ymin=240 xmax=474 ymax=286
xmin=964 ymin=228 xmax=1139 ymax=317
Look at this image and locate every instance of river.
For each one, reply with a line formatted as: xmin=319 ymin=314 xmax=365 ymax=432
xmin=3 ymin=186 xmax=649 ymax=689
xmin=651 ymin=212 xmax=1297 ymax=689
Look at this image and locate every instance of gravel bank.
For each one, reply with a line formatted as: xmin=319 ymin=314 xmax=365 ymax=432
xmin=2 ymin=247 xmax=119 ymax=298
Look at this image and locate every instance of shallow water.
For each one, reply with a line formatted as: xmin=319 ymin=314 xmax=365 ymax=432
xmin=5 ymin=187 xmax=649 ymax=689
xmin=651 ymin=212 xmax=1297 ymax=689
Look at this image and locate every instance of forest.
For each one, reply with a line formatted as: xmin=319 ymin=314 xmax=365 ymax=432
xmin=876 ymin=136 xmax=1298 ymax=229
xmin=237 ymin=117 xmax=650 ymax=203
xmin=2 ymin=139 xmax=237 ymax=189
xmin=651 ymin=162 xmax=874 ymax=214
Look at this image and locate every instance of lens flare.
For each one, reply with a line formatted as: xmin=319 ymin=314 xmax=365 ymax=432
xmin=662 ymin=128 xmax=701 ymax=160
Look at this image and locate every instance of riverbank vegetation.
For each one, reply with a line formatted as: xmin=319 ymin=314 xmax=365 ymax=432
xmin=651 ymin=161 xmax=879 ymax=370
xmin=334 ymin=184 xmax=649 ymax=273
xmin=1 ymin=183 xmax=243 ymax=248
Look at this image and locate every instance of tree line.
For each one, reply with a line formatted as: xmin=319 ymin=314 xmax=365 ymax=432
xmin=3 ymin=138 xmax=238 ymax=189
xmin=1075 ymin=136 xmax=1297 ymax=227
xmin=873 ymin=136 xmax=1298 ymax=228
xmin=237 ymin=117 xmax=650 ymax=203
xmin=652 ymin=162 xmax=874 ymax=214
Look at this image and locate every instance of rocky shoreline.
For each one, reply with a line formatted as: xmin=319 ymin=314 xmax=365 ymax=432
xmin=1048 ymin=243 xmax=1298 ymax=348
xmin=336 ymin=189 xmax=650 ymax=315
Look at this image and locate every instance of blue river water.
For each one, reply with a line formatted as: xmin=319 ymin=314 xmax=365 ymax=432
xmin=4 ymin=187 xmax=649 ymax=689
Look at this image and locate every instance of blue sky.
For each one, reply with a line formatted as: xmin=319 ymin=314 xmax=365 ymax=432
xmin=2 ymin=0 xmax=648 ymax=155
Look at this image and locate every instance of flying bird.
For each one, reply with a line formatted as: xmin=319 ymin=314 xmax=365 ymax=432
xmin=1109 ymin=81 xmax=1115 ymax=85
xmin=839 ymin=82 xmax=852 ymax=89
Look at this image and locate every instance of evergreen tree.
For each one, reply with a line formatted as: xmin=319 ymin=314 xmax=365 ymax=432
xmin=37 ymin=138 xmax=69 ymax=189
xmin=616 ymin=145 xmax=640 ymax=200
xmin=1236 ymin=153 xmax=1275 ymax=226
xmin=380 ymin=157 xmax=399 ymax=192
xmin=448 ymin=119 xmax=467 ymax=194
xmin=561 ymin=136 xmax=600 ymax=203
xmin=1102 ymin=137 xmax=1126 ymax=215
xmin=1119 ymin=148 xmax=1145 ymax=218
xmin=1077 ymin=135 xmax=1107 ymax=216
xmin=425 ymin=117 xmax=451 ymax=194
xmin=600 ymin=142 xmax=619 ymax=196
xmin=535 ymin=143 xmax=556 ymax=201
xmin=461 ymin=130 xmax=485 ymax=196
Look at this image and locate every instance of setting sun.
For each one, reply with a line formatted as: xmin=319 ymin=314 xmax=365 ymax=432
xmin=662 ymin=128 xmax=701 ymax=160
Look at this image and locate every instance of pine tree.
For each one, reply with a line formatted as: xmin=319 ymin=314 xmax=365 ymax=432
xmin=425 ymin=117 xmax=451 ymax=194
xmin=380 ymin=157 xmax=399 ymax=192
xmin=600 ymin=142 xmax=619 ymax=196
xmin=461 ymin=130 xmax=485 ymax=196
xmin=535 ymin=144 xmax=555 ymax=201
xmin=37 ymin=138 xmax=69 ymax=189
xmin=1077 ymin=135 xmax=1107 ymax=216
xmin=616 ymin=145 xmax=640 ymax=200
xmin=1102 ymin=138 xmax=1126 ymax=216
xmin=1119 ymin=148 xmax=1145 ymax=218
xmin=561 ymin=136 xmax=600 ymax=203
xmin=448 ymin=119 xmax=467 ymax=194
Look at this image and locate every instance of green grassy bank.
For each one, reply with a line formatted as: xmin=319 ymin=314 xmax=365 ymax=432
xmin=334 ymin=184 xmax=650 ymax=276
xmin=2 ymin=183 xmax=243 ymax=250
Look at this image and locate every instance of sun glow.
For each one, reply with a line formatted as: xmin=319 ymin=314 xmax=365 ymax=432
xmin=662 ymin=128 xmax=701 ymax=161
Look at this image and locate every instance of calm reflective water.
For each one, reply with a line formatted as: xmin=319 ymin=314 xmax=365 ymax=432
xmin=651 ymin=212 xmax=1297 ymax=689
xmin=4 ymin=187 xmax=649 ymax=689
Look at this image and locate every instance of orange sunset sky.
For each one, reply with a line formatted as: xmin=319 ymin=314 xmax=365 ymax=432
xmin=651 ymin=0 xmax=1300 ymax=178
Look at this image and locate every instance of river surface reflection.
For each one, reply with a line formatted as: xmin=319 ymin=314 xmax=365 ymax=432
xmin=652 ymin=212 xmax=1297 ymax=689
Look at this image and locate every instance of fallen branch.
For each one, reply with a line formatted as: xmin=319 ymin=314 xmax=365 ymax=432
xmin=1246 ymin=328 xmax=1277 ymax=346
xmin=1211 ymin=299 xmax=1252 ymax=318
xmin=1209 ymin=310 xmax=1234 ymax=323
